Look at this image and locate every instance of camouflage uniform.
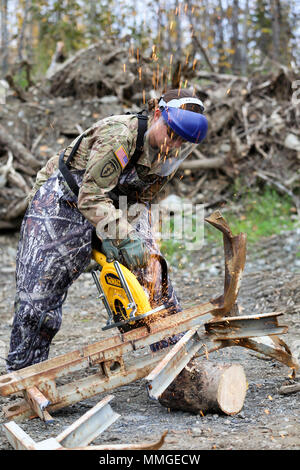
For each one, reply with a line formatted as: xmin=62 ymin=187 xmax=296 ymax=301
xmin=7 ymin=114 xmax=183 ymax=372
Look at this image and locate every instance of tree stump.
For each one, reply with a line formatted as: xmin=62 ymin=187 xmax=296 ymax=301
xmin=158 ymin=359 xmax=247 ymax=416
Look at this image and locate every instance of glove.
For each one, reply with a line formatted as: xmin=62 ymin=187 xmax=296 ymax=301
xmin=118 ymin=233 xmax=150 ymax=270
xmin=101 ymin=239 xmax=120 ymax=263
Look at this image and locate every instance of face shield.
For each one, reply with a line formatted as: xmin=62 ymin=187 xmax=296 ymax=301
xmin=144 ymin=97 xmax=208 ymax=177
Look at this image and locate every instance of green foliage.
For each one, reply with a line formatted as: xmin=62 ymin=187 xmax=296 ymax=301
xmin=30 ymin=0 xmax=88 ymax=75
xmin=160 ymin=188 xmax=299 ymax=266
xmin=13 ymin=68 xmax=29 ymax=89
xmin=205 ymin=187 xmax=298 ymax=244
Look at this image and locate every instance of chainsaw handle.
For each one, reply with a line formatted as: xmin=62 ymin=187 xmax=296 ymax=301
xmin=92 ymin=249 xmax=108 ymax=267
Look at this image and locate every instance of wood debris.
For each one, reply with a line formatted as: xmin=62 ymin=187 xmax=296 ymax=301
xmin=0 ymin=41 xmax=299 ymax=229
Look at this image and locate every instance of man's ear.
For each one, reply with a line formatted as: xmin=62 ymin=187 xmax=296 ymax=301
xmin=153 ymin=108 xmax=161 ymax=121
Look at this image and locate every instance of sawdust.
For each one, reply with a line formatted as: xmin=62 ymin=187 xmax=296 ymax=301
xmin=0 ymin=227 xmax=299 ymax=450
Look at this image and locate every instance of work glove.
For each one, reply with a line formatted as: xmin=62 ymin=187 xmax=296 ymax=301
xmin=118 ymin=233 xmax=150 ymax=270
xmin=101 ymin=239 xmax=120 ymax=263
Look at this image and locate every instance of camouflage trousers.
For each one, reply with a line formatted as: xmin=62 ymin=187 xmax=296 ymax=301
xmin=7 ymin=170 xmax=183 ymax=372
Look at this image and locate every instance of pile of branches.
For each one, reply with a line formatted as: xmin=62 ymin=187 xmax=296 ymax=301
xmin=0 ymin=40 xmax=299 ymax=230
xmin=175 ymin=62 xmax=300 ymax=210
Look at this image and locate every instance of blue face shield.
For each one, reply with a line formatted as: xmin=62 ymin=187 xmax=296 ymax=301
xmin=159 ymin=97 xmax=208 ymax=143
xmin=143 ymin=96 xmax=208 ymax=177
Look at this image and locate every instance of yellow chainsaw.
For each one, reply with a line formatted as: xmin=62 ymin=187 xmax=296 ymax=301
xmin=91 ymin=249 xmax=168 ymax=333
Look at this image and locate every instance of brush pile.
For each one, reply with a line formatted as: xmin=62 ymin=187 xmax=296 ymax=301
xmin=0 ymin=38 xmax=299 ymax=230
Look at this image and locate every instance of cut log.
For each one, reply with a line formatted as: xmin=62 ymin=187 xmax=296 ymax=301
xmin=158 ymin=359 xmax=247 ymax=416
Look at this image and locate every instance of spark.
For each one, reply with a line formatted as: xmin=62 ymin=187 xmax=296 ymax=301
xmin=123 ymin=63 xmax=126 ymax=73
xmin=268 ymin=395 xmax=273 ymax=401
xmin=170 ymin=54 xmax=173 ymax=65
xmin=143 ymin=89 xmax=146 ymax=104
xmin=264 ymin=409 xmax=270 ymax=415
xmin=138 ymin=67 xmax=142 ymax=80
xmin=137 ymin=48 xmax=139 ymax=63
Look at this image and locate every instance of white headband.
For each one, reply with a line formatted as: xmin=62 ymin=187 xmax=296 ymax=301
xmin=159 ymin=96 xmax=204 ymax=111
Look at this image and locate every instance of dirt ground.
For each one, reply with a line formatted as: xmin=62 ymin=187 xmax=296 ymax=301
xmin=0 ymin=221 xmax=299 ymax=451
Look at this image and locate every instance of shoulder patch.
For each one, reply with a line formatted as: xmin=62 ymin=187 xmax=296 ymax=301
xmin=114 ymin=145 xmax=129 ymax=169
xmin=100 ymin=159 xmax=119 ymax=178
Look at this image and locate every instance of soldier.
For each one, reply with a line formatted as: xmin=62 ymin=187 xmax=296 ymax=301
xmin=6 ymin=88 xmax=208 ymax=371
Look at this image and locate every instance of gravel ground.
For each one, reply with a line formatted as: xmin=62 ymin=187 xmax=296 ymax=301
xmin=0 ymin=225 xmax=299 ymax=451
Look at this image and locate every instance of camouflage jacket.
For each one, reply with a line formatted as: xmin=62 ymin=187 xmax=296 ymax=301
xmin=29 ymin=114 xmax=175 ymax=242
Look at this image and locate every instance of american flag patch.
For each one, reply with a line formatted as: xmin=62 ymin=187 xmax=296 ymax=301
xmin=114 ymin=145 xmax=129 ymax=168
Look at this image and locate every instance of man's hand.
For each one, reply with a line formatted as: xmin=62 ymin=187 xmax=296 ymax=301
xmin=118 ymin=233 xmax=150 ymax=270
xmin=101 ymin=239 xmax=120 ymax=263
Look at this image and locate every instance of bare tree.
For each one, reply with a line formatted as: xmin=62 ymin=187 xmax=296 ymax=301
xmin=0 ymin=0 xmax=9 ymax=76
xmin=186 ymin=0 xmax=216 ymax=72
xmin=241 ymin=0 xmax=249 ymax=75
xmin=216 ymin=0 xmax=226 ymax=73
xmin=231 ymin=0 xmax=241 ymax=74
xmin=18 ymin=0 xmax=32 ymax=62
xmin=174 ymin=0 xmax=183 ymax=63
xmin=270 ymin=0 xmax=281 ymax=61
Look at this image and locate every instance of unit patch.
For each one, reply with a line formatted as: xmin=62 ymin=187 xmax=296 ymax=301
xmin=100 ymin=159 xmax=119 ymax=178
xmin=114 ymin=145 xmax=129 ymax=169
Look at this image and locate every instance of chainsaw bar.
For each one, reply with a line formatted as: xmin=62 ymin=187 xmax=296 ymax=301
xmin=102 ymin=304 xmax=167 ymax=331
